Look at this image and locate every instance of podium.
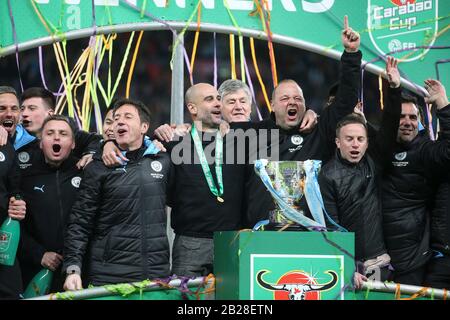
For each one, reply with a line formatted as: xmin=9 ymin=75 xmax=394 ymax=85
xmin=214 ymin=231 xmax=354 ymax=300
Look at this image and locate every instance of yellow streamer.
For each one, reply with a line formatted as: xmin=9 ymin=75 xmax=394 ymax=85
xmin=190 ymin=2 xmax=202 ymax=72
xmin=238 ymin=35 xmax=246 ymax=83
xmin=223 ymin=0 xmax=246 ymax=83
xmin=229 ymin=34 xmax=237 ymax=79
xmin=126 ymin=30 xmax=144 ymax=98
xmin=53 ymin=41 xmax=75 ymax=118
xmin=54 ymin=44 xmax=90 ymax=118
xmin=250 ymin=38 xmax=271 ymax=112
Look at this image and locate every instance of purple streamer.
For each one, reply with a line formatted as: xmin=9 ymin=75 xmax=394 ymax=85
xmin=154 ymin=274 xmax=204 ymax=299
xmin=38 ymin=47 xmax=49 ymax=91
xmin=243 ymin=53 xmax=263 ymax=121
xmin=7 ymin=0 xmax=24 ymax=92
xmin=183 ymin=46 xmax=194 ymax=85
xmin=119 ymin=0 xmax=193 ymax=85
xmin=38 ymin=47 xmax=64 ymax=97
xmin=321 ymin=232 xmax=355 ymax=260
xmin=73 ymin=109 xmax=82 ymax=130
xmin=91 ymin=0 xmax=97 ymax=36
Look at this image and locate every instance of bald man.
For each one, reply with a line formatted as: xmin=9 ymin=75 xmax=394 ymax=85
xmin=165 ymin=83 xmax=247 ymax=277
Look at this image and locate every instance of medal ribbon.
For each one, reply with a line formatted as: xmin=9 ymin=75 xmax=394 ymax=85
xmin=191 ymin=124 xmax=224 ymax=200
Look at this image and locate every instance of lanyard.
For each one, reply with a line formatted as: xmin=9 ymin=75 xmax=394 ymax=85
xmin=191 ymin=124 xmax=224 ymax=203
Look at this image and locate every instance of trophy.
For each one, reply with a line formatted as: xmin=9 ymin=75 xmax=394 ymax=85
xmin=254 ymin=160 xmax=327 ymax=231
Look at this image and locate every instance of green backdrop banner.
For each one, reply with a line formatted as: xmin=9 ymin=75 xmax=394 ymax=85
xmin=0 ymin=0 xmax=449 ymax=92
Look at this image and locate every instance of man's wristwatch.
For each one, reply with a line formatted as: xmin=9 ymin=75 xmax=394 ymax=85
xmin=66 ymin=265 xmax=81 ymax=276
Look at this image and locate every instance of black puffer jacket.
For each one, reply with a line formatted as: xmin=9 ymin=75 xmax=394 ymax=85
xmin=318 ymin=85 xmax=401 ymax=261
xmin=19 ymin=152 xmax=81 ymax=291
xmin=0 ymin=142 xmax=22 ymax=299
xmin=63 ymin=145 xmax=172 ymax=286
xmin=430 ymin=179 xmax=450 ymax=255
xmin=430 ymin=105 xmax=450 ymax=255
xmin=319 ymin=154 xmax=386 ymax=261
xmin=382 ymin=104 xmax=450 ymax=273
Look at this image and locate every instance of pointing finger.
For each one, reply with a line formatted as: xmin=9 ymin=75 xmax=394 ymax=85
xmin=344 ymin=15 xmax=349 ymax=30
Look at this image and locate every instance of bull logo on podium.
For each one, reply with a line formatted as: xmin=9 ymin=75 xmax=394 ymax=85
xmin=257 ymin=270 xmax=338 ymax=300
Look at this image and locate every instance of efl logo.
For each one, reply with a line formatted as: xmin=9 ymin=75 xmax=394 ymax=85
xmin=368 ymin=0 xmax=438 ymax=62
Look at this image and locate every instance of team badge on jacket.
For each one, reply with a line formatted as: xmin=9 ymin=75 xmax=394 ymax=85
xmin=18 ymin=151 xmax=30 ymax=163
xmin=71 ymin=176 xmax=82 ymax=188
xmin=291 ymin=135 xmax=303 ymax=146
xmin=151 ymin=160 xmax=162 ymax=172
xmin=395 ymin=152 xmax=407 ymax=161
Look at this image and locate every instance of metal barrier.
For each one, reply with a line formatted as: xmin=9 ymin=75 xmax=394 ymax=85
xmin=27 ymin=276 xmax=215 ymax=300
xmin=26 ymin=276 xmax=447 ymax=300
xmin=361 ymin=280 xmax=448 ymax=300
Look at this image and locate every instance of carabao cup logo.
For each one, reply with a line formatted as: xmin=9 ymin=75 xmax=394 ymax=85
xmin=257 ymin=270 xmax=338 ymax=300
xmin=251 ymin=254 xmax=345 ymax=300
xmin=368 ymin=0 xmax=438 ymax=61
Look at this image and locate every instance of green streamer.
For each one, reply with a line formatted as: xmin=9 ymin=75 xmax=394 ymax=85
xmin=170 ymin=0 xmax=200 ymax=70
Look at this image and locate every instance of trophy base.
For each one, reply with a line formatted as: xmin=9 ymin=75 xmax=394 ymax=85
xmin=264 ymin=223 xmax=308 ymax=232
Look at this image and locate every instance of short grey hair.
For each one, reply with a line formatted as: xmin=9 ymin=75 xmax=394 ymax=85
xmin=218 ymin=79 xmax=252 ymax=101
xmin=0 ymin=86 xmax=18 ymax=97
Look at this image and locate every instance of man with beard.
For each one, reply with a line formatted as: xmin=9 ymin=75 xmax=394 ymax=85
xmin=19 ymin=115 xmax=82 ymax=293
xmin=422 ymin=80 xmax=450 ymax=289
xmin=161 ymin=83 xmax=248 ymax=277
xmin=382 ymin=80 xmax=450 ymax=286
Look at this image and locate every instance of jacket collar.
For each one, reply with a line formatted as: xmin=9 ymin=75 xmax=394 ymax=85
xmin=335 ymin=149 xmax=368 ymax=168
xmin=117 ymin=136 xmax=161 ymax=164
xmin=143 ymin=136 xmax=161 ymax=156
xmin=13 ymin=124 xmax=36 ymax=151
xmin=38 ymin=151 xmax=80 ymax=172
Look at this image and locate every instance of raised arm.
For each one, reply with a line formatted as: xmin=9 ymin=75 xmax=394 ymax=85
xmin=370 ymin=56 xmax=402 ymax=166
xmin=319 ymin=16 xmax=362 ymax=151
xmin=332 ymin=15 xmax=362 ymax=116
xmin=420 ymin=80 xmax=450 ymax=168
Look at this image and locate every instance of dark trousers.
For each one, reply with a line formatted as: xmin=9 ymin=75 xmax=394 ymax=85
xmin=0 ymin=259 xmax=23 ymax=300
xmin=171 ymin=235 xmax=213 ymax=277
xmin=424 ymin=255 xmax=450 ymax=289
xmin=394 ymin=265 xmax=427 ymax=286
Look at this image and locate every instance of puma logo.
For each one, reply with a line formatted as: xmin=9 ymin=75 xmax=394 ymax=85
xmin=34 ymin=185 xmax=45 ymax=193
